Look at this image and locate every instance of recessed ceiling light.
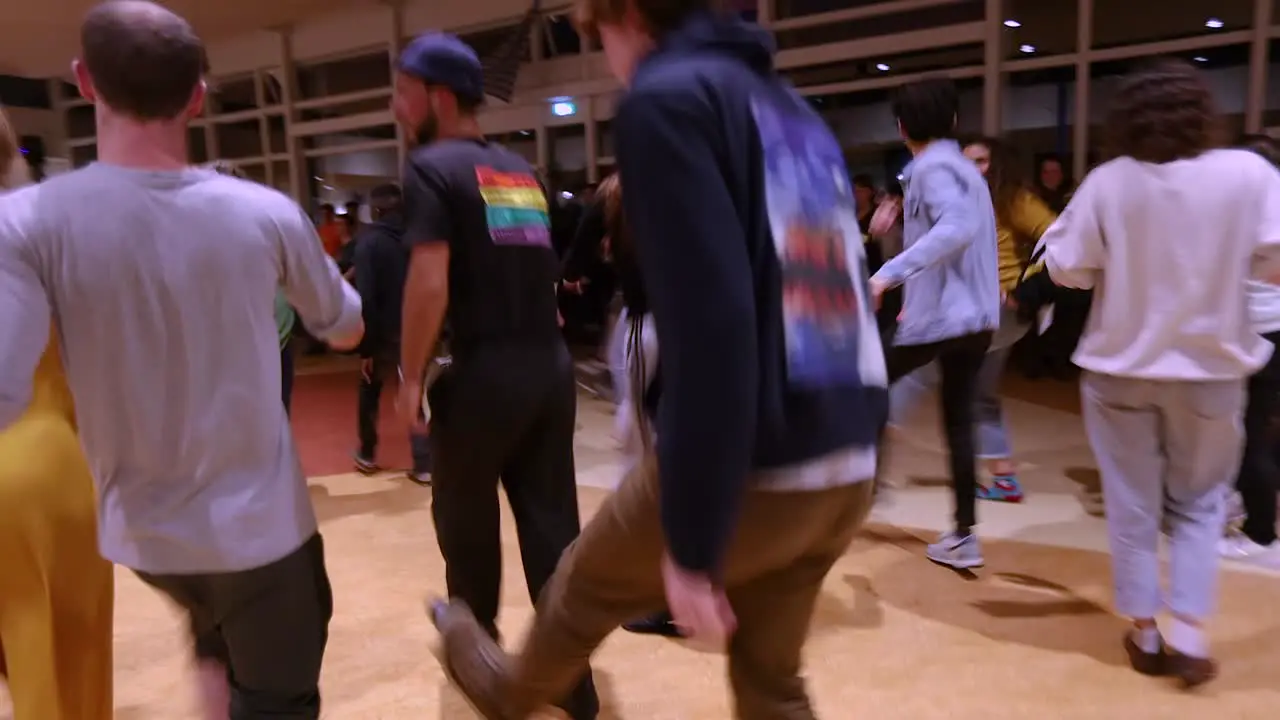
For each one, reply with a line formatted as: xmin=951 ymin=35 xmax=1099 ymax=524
xmin=1193 ymin=56 xmax=1208 ymax=62
xmin=1003 ymin=19 xmax=1021 ymax=28
xmin=876 ymin=63 xmax=890 ymax=72
xmin=1019 ymin=44 xmax=1036 ymax=54
xmin=1205 ymin=18 xmax=1224 ymax=29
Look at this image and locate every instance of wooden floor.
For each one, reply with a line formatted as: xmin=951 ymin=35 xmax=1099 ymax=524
xmin=4 ymin=366 xmax=1280 ymax=719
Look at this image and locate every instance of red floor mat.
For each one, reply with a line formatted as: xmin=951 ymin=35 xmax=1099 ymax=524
xmin=291 ymin=371 xmax=412 ymax=477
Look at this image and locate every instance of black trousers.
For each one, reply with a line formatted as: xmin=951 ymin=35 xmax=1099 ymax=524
xmin=281 ymin=343 xmax=295 ymax=415
xmin=1237 ymin=330 xmax=1280 ymax=546
xmin=136 ymin=534 xmax=332 ymax=720
xmin=357 ymin=351 xmax=432 ymax=473
xmin=427 ymin=341 xmax=599 ymax=720
xmin=884 ymin=331 xmax=992 ymax=534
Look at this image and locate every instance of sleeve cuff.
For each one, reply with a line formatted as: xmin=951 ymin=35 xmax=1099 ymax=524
xmin=309 ymin=281 xmax=363 ymax=343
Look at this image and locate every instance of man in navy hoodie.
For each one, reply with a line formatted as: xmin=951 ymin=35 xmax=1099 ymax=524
xmin=430 ymin=2 xmax=886 ymax=717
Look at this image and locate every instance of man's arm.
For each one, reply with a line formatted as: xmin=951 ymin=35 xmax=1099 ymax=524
xmin=400 ymin=162 xmax=451 ymax=387
xmin=1040 ymin=173 xmax=1104 ymax=290
xmin=616 ymin=84 xmax=758 ymax=577
xmin=278 ymin=206 xmax=364 ymax=350
xmin=872 ymin=166 xmax=981 ymax=289
xmin=0 ymin=223 xmax=51 ymax=429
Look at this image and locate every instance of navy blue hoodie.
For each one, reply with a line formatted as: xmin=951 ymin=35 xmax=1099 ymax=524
xmin=615 ymin=13 xmax=888 ymax=575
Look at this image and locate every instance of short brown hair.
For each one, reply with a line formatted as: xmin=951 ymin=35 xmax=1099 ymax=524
xmin=1104 ymin=58 xmax=1218 ymax=164
xmin=573 ymin=0 xmax=725 ymax=40
xmin=81 ymin=1 xmax=206 ymax=120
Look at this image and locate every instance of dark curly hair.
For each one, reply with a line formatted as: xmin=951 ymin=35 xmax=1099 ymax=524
xmin=1104 ymin=58 xmax=1218 ymax=164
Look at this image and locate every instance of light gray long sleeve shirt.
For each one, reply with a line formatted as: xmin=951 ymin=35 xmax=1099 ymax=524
xmin=872 ymin=139 xmax=1001 ymax=346
xmin=0 ymin=163 xmax=362 ymax=573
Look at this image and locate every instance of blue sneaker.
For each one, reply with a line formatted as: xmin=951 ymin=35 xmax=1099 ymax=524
xmin=977 ymin=475 xmax=1024 ymax=503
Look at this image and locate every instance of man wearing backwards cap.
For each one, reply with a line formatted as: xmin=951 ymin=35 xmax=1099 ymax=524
xmin=391 ymin=33 xmax=599 ymax=720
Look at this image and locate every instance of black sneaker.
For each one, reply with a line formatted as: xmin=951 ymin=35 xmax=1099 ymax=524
xmin=353 ymin=453 xmax=379 ymax=475
xmin=622 ymin=611 xmax=682 ymax=638
xmin=407 ymin=471 xmax=432 ymax=487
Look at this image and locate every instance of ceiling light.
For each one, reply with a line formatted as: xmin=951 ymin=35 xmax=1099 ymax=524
xmin=1205 ymin=18 xmax=1224 ymax=29
xmin=1019 ymin=44 xmax=1036 ymax=54
xmin=875 ymin=63 xmax=890 ymax=72
xmin=1193 ymin=56 xmax=1208 ymax=62
xmin=1003 ymin=19 xmax=1021 ymax=28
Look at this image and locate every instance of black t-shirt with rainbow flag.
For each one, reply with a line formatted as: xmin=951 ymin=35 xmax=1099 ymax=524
xmin=402 ymin=138 xmax=562 ymax=349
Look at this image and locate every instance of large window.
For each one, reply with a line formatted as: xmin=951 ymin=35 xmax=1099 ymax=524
xmin=775 ymin=0 xmax=983 ymax=51
xmin=296 ymin=50 xmax=391 ymax=100
xmin=1003 ymin=0 xmax=1079 ymax=59
xmin=1093 ymin=1 xmax=1251 ymax=49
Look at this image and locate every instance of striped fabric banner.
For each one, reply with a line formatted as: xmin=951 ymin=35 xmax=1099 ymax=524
xmin=481 ymin=0 xmax=543 ymax=103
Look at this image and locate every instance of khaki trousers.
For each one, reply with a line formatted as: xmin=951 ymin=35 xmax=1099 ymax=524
xmin=506 ymin=461 xmax=874 ymax=719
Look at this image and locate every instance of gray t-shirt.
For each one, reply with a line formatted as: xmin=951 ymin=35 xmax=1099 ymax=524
xmin=0 ymin=163 xmax=362 ymax=574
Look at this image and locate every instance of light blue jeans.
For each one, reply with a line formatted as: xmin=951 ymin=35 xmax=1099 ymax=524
xmin=889 ymin=307 xmax=1027 ymax=460
xmin=1080 ymin=372 xmax=1243 ymax=621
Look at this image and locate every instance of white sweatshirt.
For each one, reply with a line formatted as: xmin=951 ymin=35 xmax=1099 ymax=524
xmin=1040 ymin=149 xmax=1280 ymax=380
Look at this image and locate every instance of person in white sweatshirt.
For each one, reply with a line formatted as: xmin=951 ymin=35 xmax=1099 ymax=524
xmin=1037 ymin=59 xmax=1280 ymax=689
xmin=1222 ymin=134 xmax=1280 ymax=564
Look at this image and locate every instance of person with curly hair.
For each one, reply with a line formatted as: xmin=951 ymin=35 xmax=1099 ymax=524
xmin=1036 ymin=57 xmax=1280 ymax=688
xmin=0 ymin=104 xmax=114 ymax=720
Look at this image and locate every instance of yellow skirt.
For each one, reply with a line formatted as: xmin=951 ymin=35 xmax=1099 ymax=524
xmin=0 ymin=412 xmax=113 ymax=719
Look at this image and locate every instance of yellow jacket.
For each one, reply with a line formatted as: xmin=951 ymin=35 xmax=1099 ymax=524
xmin=997 ymin=190 xmax=1057 ymax=291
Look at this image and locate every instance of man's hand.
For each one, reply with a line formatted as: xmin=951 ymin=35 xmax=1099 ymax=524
xmin=868 ymin=277 xmax=888 ymax=311
xmin=397 ymin=379 xmax=427 ymax=433
xmin=661 ymin=553 xmax=736 ymax=653
xmin=360 ymin=357 xmax=374 ymax=383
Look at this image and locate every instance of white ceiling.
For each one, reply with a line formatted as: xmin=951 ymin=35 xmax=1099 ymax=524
xmin=0 ymin=0 xmax=398 ymax=77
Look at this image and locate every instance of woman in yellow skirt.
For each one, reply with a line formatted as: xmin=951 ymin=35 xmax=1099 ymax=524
xmin=0 ymin=107 xmax=114 ymax=718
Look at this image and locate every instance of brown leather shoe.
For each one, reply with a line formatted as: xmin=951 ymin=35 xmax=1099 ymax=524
xmin=429 ymin=598 xmax=514 ymax=719
xmin=1166 ymin=651 xmax=1218 ymax=689
xmin=1123 ymin=632 xmax=1168 ymax=676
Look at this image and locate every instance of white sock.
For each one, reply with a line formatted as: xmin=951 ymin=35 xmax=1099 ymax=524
xmin=1131 ymin=625 xmax=1161 ymax=654
xmin=1166 ymin=617 xmax=1209 ymax=658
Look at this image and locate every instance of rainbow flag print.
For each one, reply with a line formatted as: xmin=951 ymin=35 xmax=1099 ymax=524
xmin=476 ymin=166 xmax=552 ymax=247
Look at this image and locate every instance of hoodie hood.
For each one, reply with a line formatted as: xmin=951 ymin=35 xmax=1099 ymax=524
xmin=651 ymin=11 xmax=775 ymax=75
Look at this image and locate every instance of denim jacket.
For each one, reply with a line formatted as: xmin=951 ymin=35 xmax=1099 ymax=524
xmin=872 ymin=140 xmax=1000 ymax=346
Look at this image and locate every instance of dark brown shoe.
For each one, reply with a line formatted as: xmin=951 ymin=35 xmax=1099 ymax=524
xmin=428 ymin=598 xmax=513 ymax=719
xmin=1166 ymin=651 xmax=1218 ymax=689
xmin=1123 ymin=632 xmax=1168 ymax=676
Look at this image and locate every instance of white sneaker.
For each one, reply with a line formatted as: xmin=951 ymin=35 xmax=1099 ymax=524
xmin=1218 ymin=534 xmax=1280 ymax=563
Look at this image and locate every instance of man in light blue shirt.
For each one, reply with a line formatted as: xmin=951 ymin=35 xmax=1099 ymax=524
xmin=869 ymin=76 xmax=1000 ymax=571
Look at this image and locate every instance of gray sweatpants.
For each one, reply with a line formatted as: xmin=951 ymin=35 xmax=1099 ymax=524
xmin=1080 ymin=372 xmax=1244 ymax=621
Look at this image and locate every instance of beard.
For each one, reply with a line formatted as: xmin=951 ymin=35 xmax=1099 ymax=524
xmin=414 ymin=111 xmax=439 ymax=146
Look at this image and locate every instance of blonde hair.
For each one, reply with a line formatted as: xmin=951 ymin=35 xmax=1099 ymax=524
xmin=0 ymin=105 xmax=31 ymax=191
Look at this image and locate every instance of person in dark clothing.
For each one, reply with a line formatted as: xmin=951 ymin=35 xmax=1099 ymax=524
xmin=1026 ymin=154 xmax=1086 ymax=378
xmin=390 ymin=32 xmax=599 ymax=720
xmin=350 ymin=184 xmax=432 ymax=483
xmin=560 ymin=194 xmax=617 ymax=346
xmin=429 ymin=4 xmax=884 ymax=718
xmin=1221 ymin=134 xmax=1280 ymax=563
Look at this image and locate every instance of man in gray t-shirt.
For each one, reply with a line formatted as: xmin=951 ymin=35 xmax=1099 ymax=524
xmin=0 ymin=2 xmax=362 ymax=717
